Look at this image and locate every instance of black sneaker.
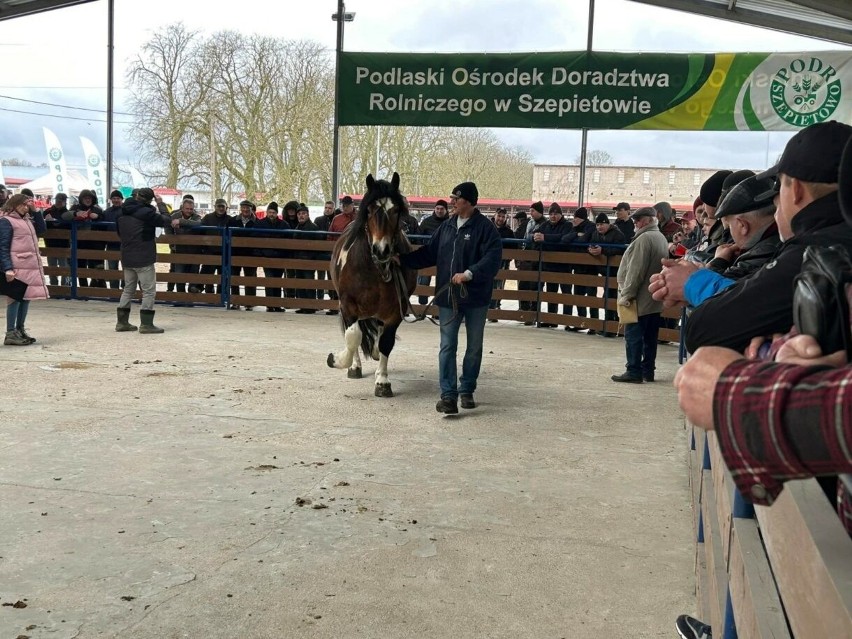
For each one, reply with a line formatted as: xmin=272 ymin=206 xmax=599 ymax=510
xmin=675 ymin=615 xmax=712 ymax=639
xmin=611 ymin=373 xmax=643 ymax=384
xmin=460 ymin=394 xmax=476 ymax=409
xmin=435 ymin=397 xmax=458 ymax=414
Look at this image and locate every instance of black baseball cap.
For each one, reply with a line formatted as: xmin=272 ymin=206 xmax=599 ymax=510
xmin=612 ymin=201 xmax=630 ymax=211
xmin=756 ymin=121 xmax=852 ymax=199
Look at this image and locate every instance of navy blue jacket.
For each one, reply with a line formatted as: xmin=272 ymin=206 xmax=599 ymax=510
xmin=402 ymin=210 xmax=502 ymax=308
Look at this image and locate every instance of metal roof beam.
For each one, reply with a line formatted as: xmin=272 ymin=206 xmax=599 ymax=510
xmin=0 ymin=0 xmax=96 ymax=21
xmin=789 ymin=0 xmax=852 ymax=22
xmin=627 ymin=0 xmax=852 ymax=46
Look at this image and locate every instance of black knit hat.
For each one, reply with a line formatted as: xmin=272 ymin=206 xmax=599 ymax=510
xmin=451 ymin=182 xmax=478 ymax=206
xmin=436 ymin=199 xmax=448 ymax=209
xmin=530 ymin=201 xmax=544 ymax=214
xmin=700 ymin=170 xmax=733 ymax=208
xmin=514 ymin=211 xmax=527 ymax=220
xmin=136 ymin=187 xmax=155 ymax=202
xmin=20 ymin=188 xmax=34 ymax=198
xmin=572 ymin=206 xmax=587 ymax=219
xmin=549 ymin=202 xmax=564 ymax=216
xmin=267 ymin=201 xmax=279 ymax=212
xmin=110 ymin=189 xmax=122 ymax=199
xmin=284 ymin=200 xmax=300 ymax=212
xmin=595 ymin=212 xmax=610 ymax=224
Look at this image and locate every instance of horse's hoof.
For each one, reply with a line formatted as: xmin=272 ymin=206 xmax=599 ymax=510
xmin=347 ymin=367 xmax=362 ymax=379
xmin=375 ymin=383 xmax=394 ymax=398
xmin=327 ymin=353 xmax=335 ymax=368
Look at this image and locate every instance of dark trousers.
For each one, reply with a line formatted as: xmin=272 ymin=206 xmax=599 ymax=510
xmin=545 ymin=280 xmax=571 ymax=315
xmin=489 ymin=260 xmax=508 ymax=309
xmin=201 ymin=258 xmax=223 ymax=294
xmin=624 ymin=313 xmax=661 ymax=378
xmin=264 ymin=267 xmax=284 ymax=299
xmin=174 ymin=261 xmax=199 ymax=293
xmin=418 ymin=274 xmax=432 ymax=305
xmin=230 ymin=266 xmax=257 ymax=298
xmin=295 ymin=269 xmax=316 ymax=299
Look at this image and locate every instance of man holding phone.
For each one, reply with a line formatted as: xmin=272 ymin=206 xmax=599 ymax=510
xmin=588 ymin=212 xmax=626 ymax=336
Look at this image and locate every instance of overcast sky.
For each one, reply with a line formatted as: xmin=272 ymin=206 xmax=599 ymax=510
xmin=0 ymin=0 xmax=847 ymax=186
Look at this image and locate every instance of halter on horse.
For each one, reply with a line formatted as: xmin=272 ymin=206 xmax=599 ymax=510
xmin=327 ymin=173 xmax=417 ymax=397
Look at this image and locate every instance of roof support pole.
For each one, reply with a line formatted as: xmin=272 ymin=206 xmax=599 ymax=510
xmin=106 ymin=0 xmax=114 ymax=192
xmin=577 ymin=0 xmax=595 ymax=208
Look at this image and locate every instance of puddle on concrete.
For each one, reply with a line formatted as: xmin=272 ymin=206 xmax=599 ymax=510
xmin=39 ymin=361 xmax=97 ymax=371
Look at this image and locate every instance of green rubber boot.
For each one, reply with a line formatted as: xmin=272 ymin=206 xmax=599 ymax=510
xmin=115 ymin=307 xmax=138 ymax=332
xmin=138 ymin=309 xmax=164 ymax=334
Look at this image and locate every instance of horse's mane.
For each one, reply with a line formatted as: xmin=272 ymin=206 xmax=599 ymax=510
xmin=340 ymin=173 xmax=409 ymax=253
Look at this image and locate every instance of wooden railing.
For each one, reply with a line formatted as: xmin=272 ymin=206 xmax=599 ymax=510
xmin=40 ymin=226 xmax=681 ymax=340
xmin=688 ymin=422 xmax=852 ymax=638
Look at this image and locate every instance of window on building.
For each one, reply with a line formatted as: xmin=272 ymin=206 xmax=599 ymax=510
xmin=593 ymin=169 xmax=601 ymax=183
xmin=542 ymin=169 xmax=550 ymax=182
xmin=643 ymin=170 xmax=650 ymax=185
xmin=693 ymin=172 xmax=701 ymax=186
xmin=617 ymin=169 xmax=625 ymax=184
xmin=668 ymin=171 xmax=676 ymax=186
xmin=567 ymin=170 xmax=574 ymax=182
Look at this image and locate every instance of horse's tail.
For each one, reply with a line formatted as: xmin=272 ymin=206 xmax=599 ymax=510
xmin=358 ymin=319 xmax=381 ymax=359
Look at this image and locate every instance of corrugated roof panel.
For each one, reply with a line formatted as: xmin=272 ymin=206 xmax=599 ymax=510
xmin=627 ymin=0 xmax=852 ymax=45
xmin=0 ymin=0 xmax=96 ymax=21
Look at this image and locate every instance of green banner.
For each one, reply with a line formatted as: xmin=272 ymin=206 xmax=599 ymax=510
xmin=338 ymin=51 xmax=852 ymax=131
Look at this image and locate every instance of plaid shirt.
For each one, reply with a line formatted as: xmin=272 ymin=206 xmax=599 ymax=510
xmin=713 ymin=359 xmax=852 ymax=533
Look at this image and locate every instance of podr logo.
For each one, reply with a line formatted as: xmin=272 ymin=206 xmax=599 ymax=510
xmin=87 ymin=154 xmax=100 ymax=167
xmin=770 ymin=56 xmax=842 ymax=127
xmin=49 ymin=147 xmax=63 ymax=162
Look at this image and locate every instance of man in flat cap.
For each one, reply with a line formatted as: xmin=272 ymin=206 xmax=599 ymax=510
xmin=400 ymin=181 xmax=502 ymax=414
xmin=611 ymin=207 xmax=668 ymax=383
xmin=682 ymin=121 xmax=852 ymax=353
xmin=650 ymin=175 xmax=782 ymax=309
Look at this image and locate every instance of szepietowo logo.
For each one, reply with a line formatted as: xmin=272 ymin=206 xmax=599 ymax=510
xmin=770 ymin=56 xmax=842 ymax=127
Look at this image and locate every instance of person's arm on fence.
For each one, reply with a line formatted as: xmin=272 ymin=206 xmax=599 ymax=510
xmin=675 ymin=345 xmax=852 ymax=505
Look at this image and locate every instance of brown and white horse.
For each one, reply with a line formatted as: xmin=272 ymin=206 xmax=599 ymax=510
xmin=327 ymin=173 xmax=417 ymax=397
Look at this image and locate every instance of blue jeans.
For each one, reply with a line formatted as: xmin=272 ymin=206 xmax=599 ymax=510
xmin=6 ymin=299 xmax=30 ymax=332
xmin=438 ymin=304 xmax=488 ymax=400
xmin=624 ymin=312 xmax=661 ymax=378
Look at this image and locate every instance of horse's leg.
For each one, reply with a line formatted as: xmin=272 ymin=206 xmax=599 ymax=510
xmin=327 ymin=317 xmax=363 ymax=378
xmin=374 ymin=323 xmax=399 ymax=397
xmin=350 ymin=349 xmax=363 ymax=379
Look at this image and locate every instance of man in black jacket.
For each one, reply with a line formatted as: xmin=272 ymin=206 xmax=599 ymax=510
xmin=683 ymin=121 xmax=852 ymax=354
xmin=559 ymin=207 xmax=597 ymax=330
xmin=257 ymin=206 xmax=288 ymax=311
xmin=43 ymin=193 xmax=70 ymax=286
xmin=488 ymin=208 xmax=515 ymax=319
xmin=293 ymin=205 xmax=321 ymax=313
xmin=230 ymin=200 xmax=258 ymax=310
xmin=415 ymin=199 xmax=449 ymax=304
xmin=612 ymin=202 xmax=634 ymax=243
xmin=115 ymin=188 xmax=173 ymax=333
xmin=401 ymin=182 xmax=502 ymax=414
xmin=587 ymin=212 xmax=626 ymax=335
xmin=533 ymin=202 xmax=572 ymax=327
xmin=199 ymin=199 xmax=233 ymax=295
xmin=102 ymin=190 xmax=125 ymax=289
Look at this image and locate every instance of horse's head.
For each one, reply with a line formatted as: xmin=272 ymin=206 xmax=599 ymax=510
xmin=360 ymin=172 xmax=406 ymax=280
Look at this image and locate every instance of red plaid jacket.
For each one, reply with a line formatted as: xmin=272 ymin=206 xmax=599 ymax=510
xmin=713 ymin=359 xmax=852 ymax=533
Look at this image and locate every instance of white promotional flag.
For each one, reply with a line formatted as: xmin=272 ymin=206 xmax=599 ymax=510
xmin=0 ymin=159 xmax=5 ymax=186
xmin=129 ymin=167 xmax=145 ymax=188
xmin=42 ymin=127 xmax=70 ymax=196
xmin=80 ymin=137 xmax=106 ymax=204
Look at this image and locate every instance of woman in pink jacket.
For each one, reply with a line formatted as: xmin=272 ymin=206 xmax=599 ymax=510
xmin=1 ymin=193 xmax=49 ymax=345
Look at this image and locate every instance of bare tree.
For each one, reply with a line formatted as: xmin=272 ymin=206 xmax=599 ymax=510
xmin=125 ymin=25 xmax=535 ymax=202
xmin=576 ymin=149 xmax=614 ymax=166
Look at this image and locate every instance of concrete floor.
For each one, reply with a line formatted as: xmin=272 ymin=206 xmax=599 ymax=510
xmin=0 ymin=300 xmax=693 ymax=639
